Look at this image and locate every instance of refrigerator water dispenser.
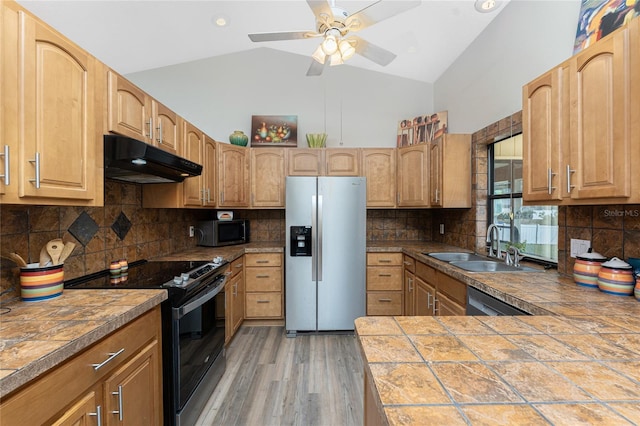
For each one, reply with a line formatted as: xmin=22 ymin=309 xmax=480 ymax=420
xmin=290 ymin=226 xmax=312 ymax=257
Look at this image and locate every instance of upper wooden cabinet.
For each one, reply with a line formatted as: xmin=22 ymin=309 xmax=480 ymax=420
xmin=361 ymin=148 xmax=396 ymax=208
xmin=218 ymin=143 xmax=250 ymax=207
xmin=251 ymin=148 xmax=286 ymax=208
xmin=429 ymin=134 xmax=471 ymax=208
xmin=107 ymin=70 xmax=181 ymax=156
xmin=397 ymin=144 xmax=429 ymax=207
xmin=182 ymin=120 xmax=205 ymax=207
xmin=1 ymin=2 xmax=102 ymax=206
xmin=202 ymin=135 xmax=217 ymax=207
xmin=523 ymin=21 xmax=639 ymax=204
xmin=288 ymin=148 xmax=324 ymax=176
xmin=325 ymin=148 xmax=360 ymax=176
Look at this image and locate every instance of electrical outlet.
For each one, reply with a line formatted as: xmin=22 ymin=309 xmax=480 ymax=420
xmin=189 ymin=226 xmax=195 ymax=238
xmin=439 ymin=224 xmax=445 ymax=235
xmin=570 ymin=238 xmax=590 ymax=258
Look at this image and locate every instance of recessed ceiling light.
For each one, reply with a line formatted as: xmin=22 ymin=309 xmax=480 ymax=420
xmin=213 ymin=15 xmax=229 ymax=27
xmin=475 ymin=0 xmax=498 ymax=13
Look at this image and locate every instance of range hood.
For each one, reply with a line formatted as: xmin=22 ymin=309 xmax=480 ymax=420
xmin=104 ymin=135 xmax=202 ymax=184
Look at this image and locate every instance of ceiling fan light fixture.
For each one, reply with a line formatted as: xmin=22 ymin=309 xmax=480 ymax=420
xmin=329 ymin=53 xmax=344 ymax=66
xmin=312 ymin=45 xmax=327 ymax=64
xmin=338 ymin=39 xmax=355 ymax=60
xmin=321 ymin=34 xmax=339 ymax=55
xmin=474 ymin=0 xmax=498 ymax=13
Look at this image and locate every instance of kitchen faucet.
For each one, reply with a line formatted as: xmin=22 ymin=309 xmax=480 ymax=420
xmin=486 ymin=224 xmax=502 ymax=259
xmin=505 ymin=245 xmax=521 ymax=267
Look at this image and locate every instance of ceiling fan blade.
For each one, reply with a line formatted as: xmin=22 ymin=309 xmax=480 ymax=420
xmin=306 ymin=59 xmax=326 ymax=77
xmin=248 ymin=31 xmax=317 ymax=42
xmin=352 ymin=36 xmax=396 ymax=66
xmin=346 ymin=0 xmax=421 ymax=32
xmin=306 ymin=0 xmax=334 ymax=26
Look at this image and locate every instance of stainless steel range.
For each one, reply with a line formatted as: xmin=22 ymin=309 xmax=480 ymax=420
xmin=65 ymin=258 xmax=229 ymax=426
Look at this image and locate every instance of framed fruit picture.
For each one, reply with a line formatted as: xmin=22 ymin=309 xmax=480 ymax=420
xmin=250 ymin=115 xmax=298 ymax=147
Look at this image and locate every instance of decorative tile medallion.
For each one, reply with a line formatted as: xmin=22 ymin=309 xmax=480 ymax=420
xmin=67 ymin=211 xmax=99 ymax=247
xmin=111 ymin=211 xmax=132 ymax=241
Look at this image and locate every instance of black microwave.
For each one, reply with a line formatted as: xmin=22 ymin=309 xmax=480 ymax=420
xmin=195 ymin=219 xmax=250 ymax=247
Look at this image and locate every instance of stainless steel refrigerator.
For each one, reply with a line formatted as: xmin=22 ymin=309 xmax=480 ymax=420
xmin=285 ymin=176 xmax=366 ymax=335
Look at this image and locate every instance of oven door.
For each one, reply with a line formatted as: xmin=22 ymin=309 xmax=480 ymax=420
xmin=171 ymin=274 xmax=226 ymax=418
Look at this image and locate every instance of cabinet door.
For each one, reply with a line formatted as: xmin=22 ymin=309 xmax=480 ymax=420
xmin=436 ymin=292 xmax=466 ymax=316
xmin=230 ymin=272 xmax=245 ymax=333
xmin=523 ymin=64 xmax=569 ymax=202
xmin=107 ymin=70 xmax=150 ymax=143
xmin=202 ymin=135 xmax=216 ymax=207
xmin=404 ymin=270 xmax=415 ymax=316
xmin=152 ymin=99 xmax=180 ymax=155
xmin=569 ymin=27 xmax=630 ymax=199
xmin=182 ymin=121 xmax=204 ymax=207
xmin=1 ymin=3 xmax=14 ymax=197
xmin=104 ymin=340 xmax=162 ymax=426
xmin=397 ymin=145 xmax=429 ymax=207
xmin=19 ymin=12 xmax=97 ymax=200
xmin=251 ymin=148 xmax=285 ymax=207
xmin=325 ymin=149 xmax=360 ymax=176
xmin=287 ymin=149 xmax=324 ymax=176
xmin=51 ymin=390 xmax=101 ymax=426
xmin=414 ymin=277 xmax=435 ymax=316
xmin=218 ymin=143 xmax=250 ymax=207
xmin=429 ymin=140 xmax=442 ymax=207
xmin=361 ymin=149 xmax=396 ymax=207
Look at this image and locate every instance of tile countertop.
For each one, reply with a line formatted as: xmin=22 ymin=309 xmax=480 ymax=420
xmin=0 ymin=289 xmax=166 ymax=398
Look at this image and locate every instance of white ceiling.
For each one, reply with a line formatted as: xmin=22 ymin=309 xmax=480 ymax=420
xmin=16 ymin=0 xmax=510 ymax=83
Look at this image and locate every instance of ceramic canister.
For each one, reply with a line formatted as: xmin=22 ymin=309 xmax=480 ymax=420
xmin=597 ymin=257 xmax=635 ymax=296
xmin=573 ymin=249 xmax=607 ymax=288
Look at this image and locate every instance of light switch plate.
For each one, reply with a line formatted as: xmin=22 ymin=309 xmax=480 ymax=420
xmin=439 ymin=224 xmax=445 ymax=235
xmin=570 ymin=238 xmax=590 ymax=258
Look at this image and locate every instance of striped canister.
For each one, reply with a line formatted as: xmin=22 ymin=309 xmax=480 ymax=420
xmin=19 ymin=263 xmax=64 ymax=302
xmin=573 ymin=250 xmax=607 ymax=288
xmin=597 ymin=257 xmax=635 ymax=296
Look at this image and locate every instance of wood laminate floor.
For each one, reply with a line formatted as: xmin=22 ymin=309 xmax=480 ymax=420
xmin=196 ymin=326 xmax=364 ymax=426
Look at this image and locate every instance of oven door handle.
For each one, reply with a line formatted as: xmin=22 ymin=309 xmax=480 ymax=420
xmin=173 ymin=276 xmax=227 ymax=319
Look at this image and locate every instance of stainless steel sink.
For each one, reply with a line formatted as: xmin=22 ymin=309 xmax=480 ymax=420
xmin=426 ymin=252 xmax=488 ymax=262
xmin=449 ymin=260 xmax=539 ymax=273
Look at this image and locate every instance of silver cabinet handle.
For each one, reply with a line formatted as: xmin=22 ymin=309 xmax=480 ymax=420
xmin=378 ymin=298 xmax=392 ymax=302
xmin=378 ymin=259 xmax=392 ymax=263
xmin=111 ymin=385 xmax=123 ymax=421
xmin=566 ymin=164 xmax=575 ymax=193
xmin=89 ymin=405 xmax=102 ymax=426
xmin=156 ymin=120 xmax=163 ymax=144
xmin=257 ymin=300 xmax=270 ymax=304
xmin=147 ymin=117 xmax=154 ymax=141
xmin=408 ymin=277 xmax=413 ymax=292
xmin=28 ymin=152 xmax=40 ymax=189
xmin=317 ymin=194 xmax=323 ymax=281
xmin=256 ymin=260 xmax=270 ymax=264
xmin=403 ymin=261 xmax=412 ymax=266
xmin=433 ymin=298 xmax=439 ymax=315
xmin=378 ymin=273 xmax=392 ymax=277
xmin=206 ymin=188 xmax=211 ymax=203
xmin=547 ymin=168 xmax=557 ymax=195
xmin=235 ymin=263 xmax=243 ymax=269
xmin=427 ymin=292 xmax=432 ymax=309
xmin=435 ymin=188 xmax=439 ymax=204
xmin=0 ymin=145 xmax=9 ymax=185
xmin=256 ymin=274 xmax=270 ymax=278
xmin=220 ymin=191 xmax=224 ymax=204
xmin=92 ymin=348 xmax=125 ymax=371
xmin=233 ymin=282 xmax=238 ymax=297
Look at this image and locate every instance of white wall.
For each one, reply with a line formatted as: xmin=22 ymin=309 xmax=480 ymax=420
xmin=434 ymin=0 xmax=582 ymax=133
xmin=127 ymin=47 xmax=432 ymax=148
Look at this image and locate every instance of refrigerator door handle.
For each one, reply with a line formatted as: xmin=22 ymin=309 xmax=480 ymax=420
xmin=311 ymin=195 xmax=317 ymax=281
xmin=317 ymin=195 xmax=323 ymax=282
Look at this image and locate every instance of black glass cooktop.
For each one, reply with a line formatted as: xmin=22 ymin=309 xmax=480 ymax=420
xmin=64 ymin=260 xmax=209 ymax=290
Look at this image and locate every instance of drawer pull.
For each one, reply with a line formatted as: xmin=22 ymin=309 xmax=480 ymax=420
xmin=92 ymin=348 xmax=125 ymax=371
xmin=378 ymin=259 xmax=392 ymax=263
xmin=378 ymin=298 xmax=392 ymax=302
xmin=89 ymin=406 xmax=102 ymax=426
xmin=403 ymin=261 xmax=412 ymax=266
xmin=378 ymin=274 xmax=392 ymax=277
xmin=111 ymin=385 xmax=123 ymax=421
xmin=235 ymin=263 xmax=243 ymax=268
xmin=256 ymin=275 xmax=271 ymax=278
xmin=256 ymin=260 xmax=270 ymax=264
xmin=257 ymin=300 xmax=270 ymax=304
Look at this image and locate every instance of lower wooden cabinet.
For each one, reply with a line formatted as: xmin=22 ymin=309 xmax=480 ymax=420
xmin=412 ymin=259 xmax=466 ymax=316
xmin=403 ymin=255 xmax=416 ymax=316
xmin=228 ymin=257 xmax=245 ymax=340
xmin=244 ymin=253 xmax=283 ymax=319
xmin=414 ymin=276 xmax=435 ymax=316
xmin=366 ymin=253 xmax=403 ymax=316
xmin=0 ymin=307 xmax=162 ymax=425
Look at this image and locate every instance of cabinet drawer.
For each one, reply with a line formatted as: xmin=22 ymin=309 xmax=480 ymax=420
xmin=437 ymin=291 xmax=466 ymax=316
xmin=367 ymin=252 xmax=403 ymax=266
xmin=230 ymin=256 xmax=244 ymax=277
xmin=366 ymin=292 xmax=403 ymax=316
xmin=1 ymin=307 xmax=160 ymax=425
xmin=436 ymin=271 xmax=467 ymax=306
xmin=245 ymin=267 xmax=282 ymax=292
xmin=403 ymin=255 xmax=415 ymax=273
xmin=367 ymin=266 xmax=403 ymax=291
xmin=244 ymin=253 xmax=282 ymax=267
xmin=245 ymin=293 xmax=282 ymax=318
xmin=416 ymin=261 xmax=436 ymax=283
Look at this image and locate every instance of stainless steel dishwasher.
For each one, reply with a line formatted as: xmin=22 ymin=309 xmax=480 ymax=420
xmin=466 ymin=286 xmax=529 ymax=316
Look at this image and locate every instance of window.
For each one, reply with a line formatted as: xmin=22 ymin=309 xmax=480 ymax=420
xmin=488 ymin=134 xmax=558 ymax=263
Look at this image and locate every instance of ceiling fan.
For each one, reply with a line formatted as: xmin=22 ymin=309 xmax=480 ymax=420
xmin=248 ymin=0 xmax=421 ymax=76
